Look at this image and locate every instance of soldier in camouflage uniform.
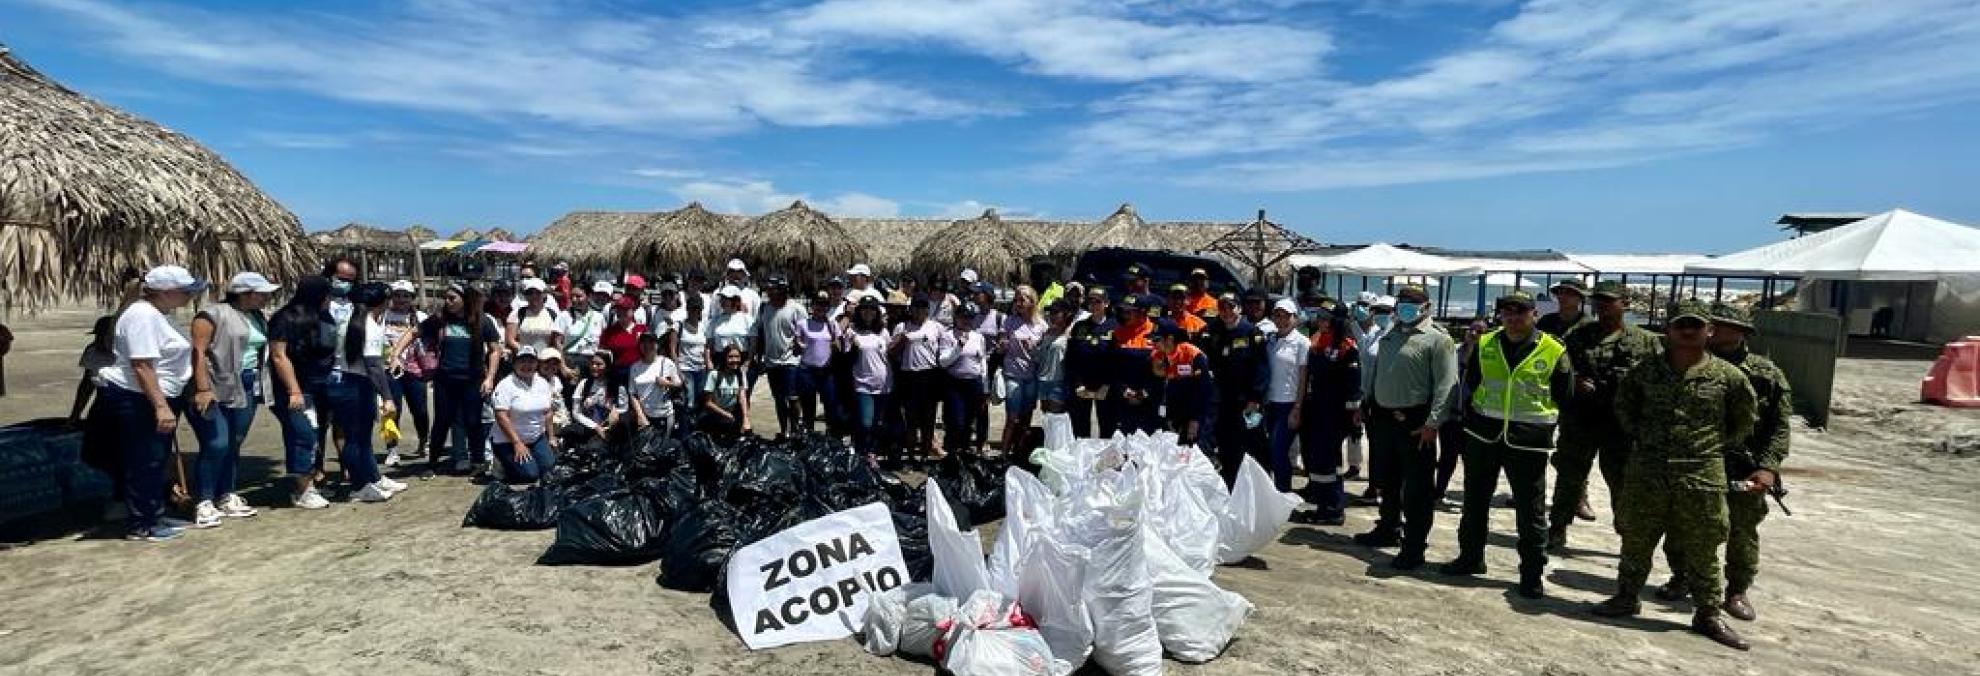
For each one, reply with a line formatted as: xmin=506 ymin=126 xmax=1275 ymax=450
xmin=1655 ymin=303 xmax=1793 ymax=623
xmin=1548 ymin=280 xmax=1663 ymax=553
xmin=1592 ymin=300 xmax=1758 ymax=651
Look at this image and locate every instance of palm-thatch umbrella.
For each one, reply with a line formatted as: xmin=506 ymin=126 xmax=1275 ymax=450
xmin=620 ymin=202 xmax=738 ymax=276
xmin=449 ymin=228 xmax=483 ymax=243
xmin=0 ymin=45 xmax=314 ymax=311
xmin=838 ymin=217 xmax=947 ymax=274
xmin=734 ymin=200 xmax=868 ymax=284
xmin=532 ymin=211 xmax=661 ymax=272
xmin=483 ymin=227 xmax=517 ymax=243
xmin=909 ymin=208 xmax=1045 ymax=286
xmin=1065 ymin=203 xmax=1148 ymax=256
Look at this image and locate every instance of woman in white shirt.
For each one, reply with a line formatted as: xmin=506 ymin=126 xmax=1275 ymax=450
xmin=102 ymin=266 xmax=202 ymax=542
xmin=676 ymin=295 xmax=711 ymax=399
xmin=325 ymin=285 xmax=402 ymax=504
xmin=380 ymin=280 xmax=430 ymax=466
xmin=508 ymin=278 xmax=568 ymax=357
xmin=568 ymin=352 xmax=626 ymax=444
xmin=707 ymin=288 xmax=755 ymax=361
xmin=491 ymin=348 xmax=559 ymax=483
xmin=938 ymin=303 xmax=988 ymax=453
xmin=891 ymin=297 xmax=946 ymax=458
xmin=628 ymin=333 xmax=683 ymax=437
xmin=1264 ymin=300 xmax=1309 ymax=494
xmin=838 ymin=297 xmax=892 ymax=464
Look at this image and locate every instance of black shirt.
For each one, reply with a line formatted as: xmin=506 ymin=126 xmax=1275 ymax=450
xmin=269 ymin=310 xmax=337 ymax=388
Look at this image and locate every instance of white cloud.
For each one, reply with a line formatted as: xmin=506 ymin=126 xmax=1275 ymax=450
xmin=1058 ymin=0 xmax=1980 ymax=189
xmin=246 ymin=132 xmax=352 ymax=150
xmin=630 ymin=167 xmax=705 ymax=180
xmin=668 ymin=179 xmax=902 ymax=218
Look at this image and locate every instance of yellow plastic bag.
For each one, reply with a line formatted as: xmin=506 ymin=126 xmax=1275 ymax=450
xmin=381 ymin=416 xmax=402 ymax=446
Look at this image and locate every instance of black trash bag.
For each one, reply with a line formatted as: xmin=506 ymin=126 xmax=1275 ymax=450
xmin=723 ymin=444 xmax=802 ymax=512
xmin=892 ymin=510 xmax=934 ymax=583
xmin=537 ymin=491 xmax=668 ymax=566
xmin=657 ymin=501 xmax=743 ymax=592
xmin=540 ymin=463 xmax=587 ymax=490
xmin=624 ymin=426 xmax=682 ymax=480
xmin=799 ymin=436 xmax=888 ymax=511
xmin=560 ymin=436 xmax=611 ymax=473
xmin=462 ymin=482 xmax=564 ymax=530
xmin=563 ymin=472 xmax=626 ymax=505
xmin=683 ymin=432 xmax=731 ymax=490
xmin=934 ymin=451 xmax=1007 ymax=525
xmin=654 ymin=464 xmax=705 ymax=521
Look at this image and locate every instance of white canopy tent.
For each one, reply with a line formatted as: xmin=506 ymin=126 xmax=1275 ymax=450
xmin=1288 ymin=243 xmax=1482 ymax=277
xmin=1687 ymin=209 xmax=1980 ymax=342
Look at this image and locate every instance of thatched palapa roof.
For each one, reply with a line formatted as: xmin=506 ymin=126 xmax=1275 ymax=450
xmin=735 ymin=201 xmax=868 ymax=282
xmin=311 ymin=223 xmax=420 ymax=254
xmin=619 ymin=202 xmax=740 ymax=274
xmin=483 ymin=227 xmax=517 ymax=243
xmin=909 ymin=209 xmax=1046 ymax=285
xmin=532 ymin=211 xmax=662 ymax=269
xmin=448 ymin=228 xmax=483 ymax=242
xmin=0 ymin=46 xmax=314 ymax=310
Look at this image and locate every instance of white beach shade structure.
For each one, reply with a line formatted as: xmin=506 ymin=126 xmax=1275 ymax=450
xmin=1291 ymin=243 xmax=1482 ymax=277
xmin=1686 ymin=209 xmax=1980 ymax=281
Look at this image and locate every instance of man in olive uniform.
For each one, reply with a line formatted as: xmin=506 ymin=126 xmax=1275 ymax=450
xmin=1352 ymin=285 xmax=1458 ymax=570
xmin=1656 ymin=303 xmax=1793 ymax=622
xmin=1549 ymin=280 xmax=1663 ymax=553
xmin=1593 ymin=300 xmax=1758 ymax=651
xmin=1537 ymin=279 xmax=1594 ymax=337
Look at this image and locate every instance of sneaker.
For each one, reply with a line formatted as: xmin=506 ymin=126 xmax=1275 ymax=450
xmin=125 ymin=525 xmax=184 ymax=542
xmin=192 ymin=501 xmax=224 ymax=529
xmin=384 ymin=450 xmax=401 ymax=468
xmin=354 ymin=483 xmax=394 ymax=503
xmin=219 ymin=494 xmax=259 ymax=518
xmin=292 ymin=489 xmax=331 ymax=510
xmin=376 ymin=476 xmax=409 ymax=493
xmin=1438 ymin=496 xmax=1462 ymax=511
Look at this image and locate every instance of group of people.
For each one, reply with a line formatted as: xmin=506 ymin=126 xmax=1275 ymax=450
xmin=82 ymin=255 xmax=1791 ymax=651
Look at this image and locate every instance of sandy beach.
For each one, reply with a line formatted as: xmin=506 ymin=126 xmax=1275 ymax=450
xmin=2 ymin=306 xmax=1977 ymax=676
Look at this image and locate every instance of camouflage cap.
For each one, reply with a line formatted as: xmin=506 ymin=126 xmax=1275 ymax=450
xmin=1495 ymin=290 xmax=1537 ymax=310
xmin=1668 ymin=299 xmax=1712 ymax=325
xmin=1708 ymin=302 xmax=1756 ymax=332
xmin=1550 ymin=278 xmax=1589 ymax=296
xmin=1590 ymin=280 xmax=1628 ymax=300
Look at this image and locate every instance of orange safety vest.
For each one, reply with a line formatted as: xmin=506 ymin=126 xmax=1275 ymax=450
xmin=1152 ymin=342 xmax=1206 ymax=379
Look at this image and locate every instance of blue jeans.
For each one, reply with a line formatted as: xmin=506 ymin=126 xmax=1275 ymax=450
xmin=796 ymin=366 xmax=840 ymax=433
xmin=388 ymin=374 xmax=431 ymax=447
xmin=325 ymin=375 xmax=383 ymax=487
xmin=1003 ymin=375 xmax=1040 ymax=418
xmin=188 ymin=399 xmax=257 ymax=503
xmin=272 ymin=378 xmax=331 ymax=475
xmin=854 ymin=392 xmax=888 ymax=457
xmin=495 ymin=434 xmax=556 ymax=483
xmin=682 ymin=370 xmax=709 ymax=410
xmin=1265 ymin=401 xmax=1298 ymax=493
xmin=766 ymin=364 xmax=799 ymax=433
xmin=429 ymin=377 xmax=487 ymax=469
xmin=943 ymin=375 xmax=984 ymax=452
xmin=99 ymin=386 xmax=184 ymax=534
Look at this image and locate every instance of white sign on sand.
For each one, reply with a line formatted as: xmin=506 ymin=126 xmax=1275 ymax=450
xmin=724 ymin=502 xmax=908 ymax=650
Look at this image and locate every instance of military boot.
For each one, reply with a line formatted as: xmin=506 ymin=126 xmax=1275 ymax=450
xmin=1655 ymin=575 xmax=1690 ymax=602
xmin=1692 ymin=609 xmax=1751 ymax=650
xmin=1517 ymin=570 xmax=1546 ymax=599
xmin=1591 ymin=594 xmax=1641 ymax=618
xmin=1544 ymin=524 xmax=1568 ymax=555
xmin=1575 ymin=497 xmax=1596 ymax=521
xmin=1722 ymin=590 xmax=1757 ymax=622
xmin=1439 ymin=556 xmax=1487 ymax=576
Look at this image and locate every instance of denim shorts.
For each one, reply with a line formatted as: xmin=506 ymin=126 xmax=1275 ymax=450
xmin=1003 ymin=376 xmax=1040 ymax=416
xmin=1038 ymin=379 xmax=1069 ymax=405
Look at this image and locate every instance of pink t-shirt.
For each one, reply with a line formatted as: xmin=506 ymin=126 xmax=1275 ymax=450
xmin=850 ymin=330 xmax=892 ymax=394
xmin=796 ymin=316 xmax=837 ymax=368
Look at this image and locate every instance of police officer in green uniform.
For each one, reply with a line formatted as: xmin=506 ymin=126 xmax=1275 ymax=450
xmin=1441 ymin=291 xmax=1574 ymax=598
xmin=1655 ymin=303 xmax=1793 ymax=623
xmin=1593 ymin=300 xmax=1757 ymax=651
xmin=1537 ymin=279 xmax=1595 ymax=338
xmin=1549 ymin=280 xmax=1663 ymax=553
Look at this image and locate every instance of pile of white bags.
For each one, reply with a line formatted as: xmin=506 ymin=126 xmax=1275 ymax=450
xmin=864 ymin=422 xmax=1298 ymax=675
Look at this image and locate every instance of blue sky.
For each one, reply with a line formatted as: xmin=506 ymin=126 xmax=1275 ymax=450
xmin=8 ymin=0 xmax=1980 ymax=253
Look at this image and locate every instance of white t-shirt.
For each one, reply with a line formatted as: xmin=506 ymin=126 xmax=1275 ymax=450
xmin=629 ymin=357 xmax=682 ymax=420
xmin=512 ymin=292 xmax=562 ymax=314
xmin=709 ymin=311 xmax=755 ymax=356
xmin=758 ymin=300 xmax=806 ymax=367
xmin=337 ymin=313 xmax=389 ymax=374
xmin=380 ymin=308 xmax=427 ymax=352
xmin=508 ymin=306 xmax=570 ymax=354
xmin=678 ymin=318 xmax=711 ymax=372
xmin=1267 ymin=329 xmax=1310 ymax=404
xmin=492 ymin=374 xmax=556 ymax=444
xmin=563 ymin=307 xmax=606 ymax=356
xmin=100 ymin=300 xmax=193 ymax=397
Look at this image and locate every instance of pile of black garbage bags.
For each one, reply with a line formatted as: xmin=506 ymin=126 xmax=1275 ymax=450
xmin=462 ymin=428 xmax=1011 ymax=594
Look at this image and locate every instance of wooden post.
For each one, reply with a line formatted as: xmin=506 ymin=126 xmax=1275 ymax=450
xmin=411 ymin=233 xmax=427 ymax=304
xmin=1714 ymin=277 xmax=1725 ymax=303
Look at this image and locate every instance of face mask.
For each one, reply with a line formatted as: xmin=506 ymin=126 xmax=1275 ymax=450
xmin=1395 ymin=302 xmax=1424 ymax=324
xmin=1352 ymin=305 xmax=1371 ymax=321
xmin=1373 ymin=314 xmax=1394 ymax=330
xmin=330 ymin=280 xmax=353 ymax=297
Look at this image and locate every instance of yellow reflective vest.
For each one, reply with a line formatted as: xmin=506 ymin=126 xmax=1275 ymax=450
xmin=1467 ymin=329 xmax=1566 ymax=448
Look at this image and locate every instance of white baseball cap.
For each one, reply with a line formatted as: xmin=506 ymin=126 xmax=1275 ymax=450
xmin=847 ymin=263 xmax=872 ymax=277
xmin=143 ymin=265 xmax=206 ymax=292
xmin=1373 ymin=295 xmax=1397 ymax=308
xmin=1356 ymin=291 xmax=1379 ymax=305
xmin=591 ymin=280 xmax=616 ymax=294
xmin=717 ymin=285 xmax=744 ymax=299
xmin=538 ymin=347 xmax=564 ymax=363
xmin=228 ymin=271 xmax=281 ymax=294
xmin=726 ymin=258 xmax=747 ymax=272
xmin=1272 ymin=298 xmax=1299 ymax=315
xmin=959 ymin=268 xmax=979 ymax=284
xmin=387 ymin=280 xmax=416 ymax=294
xmin=520 ymin=277 xmax=549 ymax=293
